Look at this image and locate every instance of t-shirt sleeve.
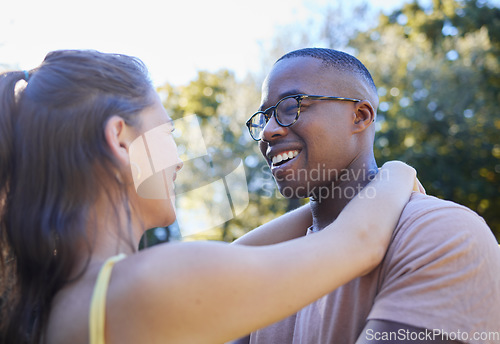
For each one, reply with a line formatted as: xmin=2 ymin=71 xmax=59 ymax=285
xmin=367 ymin=197 xmax=500 ymax=343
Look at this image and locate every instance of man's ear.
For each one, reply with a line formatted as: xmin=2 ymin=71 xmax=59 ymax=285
xmin=104 ymin=116 xmax=132 ymax=166
xmin=352 ymin=100 xmax=376 ymax=134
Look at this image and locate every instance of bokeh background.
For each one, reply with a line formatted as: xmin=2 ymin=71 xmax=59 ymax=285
xmin=3 ymin=0 xmax=499 ymax=243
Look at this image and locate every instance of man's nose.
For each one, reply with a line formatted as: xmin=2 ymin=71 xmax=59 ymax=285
xmin=261 ymin=113 xmax=288 ymax=142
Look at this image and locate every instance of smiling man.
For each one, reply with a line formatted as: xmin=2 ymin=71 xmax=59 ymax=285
xmin=236 ymin=48 xmax=500 ymax=344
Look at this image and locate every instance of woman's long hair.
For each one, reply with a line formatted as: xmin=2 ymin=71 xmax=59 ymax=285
xmin=0 ymin=50 xmax=154 ymax=343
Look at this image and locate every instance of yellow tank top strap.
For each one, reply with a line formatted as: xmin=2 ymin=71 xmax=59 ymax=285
xmin=89 ymin=253 xmax=126 ymax=344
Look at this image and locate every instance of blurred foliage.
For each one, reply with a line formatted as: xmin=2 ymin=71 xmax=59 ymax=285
xmin=151 ymin=0 xmax=499 ymax=243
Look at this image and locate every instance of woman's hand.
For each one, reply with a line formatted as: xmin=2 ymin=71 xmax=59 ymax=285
xmin=334 ymin=160 xmax=417 ymax=273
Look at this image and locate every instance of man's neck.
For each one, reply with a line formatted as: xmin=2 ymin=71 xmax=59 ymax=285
xmin=310 ymin=159 xmax=378 ymax=231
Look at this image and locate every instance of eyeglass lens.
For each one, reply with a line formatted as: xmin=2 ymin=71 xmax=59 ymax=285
xmin=249 ymin=97 xmax=299 ymax=139
xmin=275 ymin=97 xmax=300 ymax=126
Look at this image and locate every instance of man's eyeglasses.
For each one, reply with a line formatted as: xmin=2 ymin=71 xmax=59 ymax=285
xmin=245 ymin=94 xmax=360 ymax=141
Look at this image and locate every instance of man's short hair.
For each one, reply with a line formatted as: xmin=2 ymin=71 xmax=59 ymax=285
xmin=277 ymin=48 xmax=377 ymax=93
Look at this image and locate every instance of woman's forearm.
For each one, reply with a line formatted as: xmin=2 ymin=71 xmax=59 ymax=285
xmin=233 ymin=204 xmax=312 ymax=246
xmin=234 ymin=161 xmax=416 ymax=248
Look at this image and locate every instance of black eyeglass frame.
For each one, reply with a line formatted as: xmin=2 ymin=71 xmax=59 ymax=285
xmin=245 ymin=94 xmax=361 ymax=141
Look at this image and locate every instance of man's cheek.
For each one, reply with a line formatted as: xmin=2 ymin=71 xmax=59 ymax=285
xmin=259 ymin=141 xmax=268 ymax=158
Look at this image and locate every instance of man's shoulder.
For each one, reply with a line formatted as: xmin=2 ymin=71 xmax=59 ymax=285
xmin=401 ymin=192 xmax=482 ymax=220
xmin=388 ymin=192 xmax=498 ymax=266
xmin=397 ymin=192 xmax=489 ymax=237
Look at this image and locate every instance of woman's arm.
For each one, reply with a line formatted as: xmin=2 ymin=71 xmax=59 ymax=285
xmin=232 ymin=204 xmax=311 ymax=246
xmin=110 ymin=161 xmax=417 ymax=344
xmin=234 ymin=164 xmax=424 ymax=247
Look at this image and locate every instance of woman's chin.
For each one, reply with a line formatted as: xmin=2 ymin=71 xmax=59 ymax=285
xmin=163 ymin=215 xmax=176 ymax=228
xmin=139 ymin=196 xmax=177 ymax=228
xmin=147 ymin=212 xmax=176 ymax=229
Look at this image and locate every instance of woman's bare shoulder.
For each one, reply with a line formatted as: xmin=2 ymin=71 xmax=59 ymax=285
xmin=105 ymin=242 xmax=230 ymax=343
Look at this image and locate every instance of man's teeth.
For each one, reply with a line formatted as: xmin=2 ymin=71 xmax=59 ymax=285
xmin=272 ymin=151 xmax=299 ymax=165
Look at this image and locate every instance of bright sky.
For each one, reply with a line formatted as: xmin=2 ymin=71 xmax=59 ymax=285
xmin=2 ymin=0 xmax=427 ymax=86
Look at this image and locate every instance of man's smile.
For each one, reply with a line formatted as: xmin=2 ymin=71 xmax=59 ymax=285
xmin=270 ymin=150 xmax=300 ymax=166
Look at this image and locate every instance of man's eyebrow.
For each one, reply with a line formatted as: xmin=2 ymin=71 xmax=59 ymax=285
xmin=278 ymin=89 xmax=304 ymax=99
xmin=259 ymin=89 xmax=305 ymax=110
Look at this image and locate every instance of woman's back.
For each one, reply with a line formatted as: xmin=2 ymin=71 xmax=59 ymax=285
xmin=46 ymin=254 xmax=154 ymax=344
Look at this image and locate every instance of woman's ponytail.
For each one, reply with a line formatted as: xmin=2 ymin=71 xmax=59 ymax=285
xmin=0 ymin=70 xmax=29 ymax=343
xmin=0 ymin=71 xmax=27 ymax=193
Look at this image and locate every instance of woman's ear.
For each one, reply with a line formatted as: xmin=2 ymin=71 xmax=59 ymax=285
xmin=104 ymin=116 xmax=131 ymax=166
xmin=352 ymin=100 xmax=376 ymax=134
